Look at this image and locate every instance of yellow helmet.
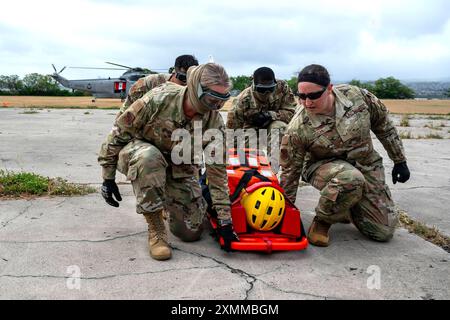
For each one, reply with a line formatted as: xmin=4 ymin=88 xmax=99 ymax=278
xmin=241 ymin=186 xmax=285 ymax=231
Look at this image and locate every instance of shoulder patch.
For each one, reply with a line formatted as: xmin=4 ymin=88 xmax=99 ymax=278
xmin=336 ymin=84 xmax=365 ymax=102
xmin=129 ymin=99 xmax=145 ymax=115
xmin=335 ymin=84 xmax=352 ymax=96
xmin=117 ymin=99 xmax=145 ymax=128
xmin=122 ymin=111 xmax=135 ymax=126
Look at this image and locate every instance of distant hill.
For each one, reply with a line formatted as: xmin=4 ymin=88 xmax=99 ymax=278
xmin=336 ymin=80 xmax=450 ymax=99
xmin=403 ymin=82 xmax=450 ymax=99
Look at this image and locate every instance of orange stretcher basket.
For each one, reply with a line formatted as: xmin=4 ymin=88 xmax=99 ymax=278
xmin=206 ymin=148 xmax=308 ymax=253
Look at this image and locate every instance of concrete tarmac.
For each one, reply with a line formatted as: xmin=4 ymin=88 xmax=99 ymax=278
xmin=0 ymin=108 xmax=449 ymax=299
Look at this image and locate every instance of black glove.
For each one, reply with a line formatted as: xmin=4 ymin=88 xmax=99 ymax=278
xmin=251 ymin=111 xmax=273 ymax=128
xmin=101 ymin=179 xmax=122 ymax=207
xmin=392 ymin=162 xmax=410 ymax=184
xmin=217 ymin=223 xmax=239 ymax=252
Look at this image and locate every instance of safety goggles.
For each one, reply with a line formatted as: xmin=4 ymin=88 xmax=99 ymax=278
xmin=254 ymin=82 xmax=277 ymax=94
xmin=197 ymin=83 xmax=231 ymax=110
xmin=175 ymin=72 xmax=187 ymax=83
xmin=296 ymin=87 xmax=327 ymax=100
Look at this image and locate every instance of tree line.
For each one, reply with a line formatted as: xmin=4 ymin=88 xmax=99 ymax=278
xmin=2 ymin=72 xmax=447 ymax=99
xmin=0 ymin=73 xmax=87 ymax=96
xmin=230 ymin=75 xmax=424 ymax=99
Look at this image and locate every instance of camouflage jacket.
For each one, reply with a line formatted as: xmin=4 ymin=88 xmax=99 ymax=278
xmin=226 ymin=80 xmax=298 ymax=129
xmin=122 ymin=73 xmax=172 ymax=108
xmin=98 ymin=82 xmax=231 ymax=219
xmin=280 ymin=84 xmax=406 ymax=202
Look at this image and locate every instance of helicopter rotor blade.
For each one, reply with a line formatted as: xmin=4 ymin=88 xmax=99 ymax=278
xmin=52 ymin=64 xmax=57 ymax=73
xmin=105 ymin=61 xmax=133 ymax=69
xmin=69 ymin=67 xmax=127 ymax=70
xmin=59 ymin=66 xmax=66 ymax=74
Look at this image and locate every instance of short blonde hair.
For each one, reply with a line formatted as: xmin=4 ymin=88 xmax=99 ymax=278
xmin=200 ymin=63 xmax=232 ymax=88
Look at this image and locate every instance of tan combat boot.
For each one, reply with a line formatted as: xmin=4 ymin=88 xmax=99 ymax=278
xmin=143 ymin=211 xmax=172 ymax=261
xmin=307 ymin=217 xmax=331 ymax=247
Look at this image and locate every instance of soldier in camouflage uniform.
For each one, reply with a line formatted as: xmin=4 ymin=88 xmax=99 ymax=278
xmin=98 ymin=63 xmax=238 ymax=260
xmin=226 ymin=67 xmax=297 ymax=139
xmin=122 ymin=54 xmax=199 ymax=108
xmin=227 ymin=67 xmax=297 ymax=132
xmin=280 ymin=64 xmax=410 ymax=247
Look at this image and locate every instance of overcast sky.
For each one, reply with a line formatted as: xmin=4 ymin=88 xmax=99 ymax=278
xmin=1 ymin=0 xmax=449 ymax=82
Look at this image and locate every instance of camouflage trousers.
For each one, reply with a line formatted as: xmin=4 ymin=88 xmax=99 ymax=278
xmin=117 ymin=139 xmax=207 ymax=242
xmin=309 ymin=159 xmax=398 ymax=242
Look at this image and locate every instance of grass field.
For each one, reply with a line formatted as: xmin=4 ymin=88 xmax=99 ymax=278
xmin=0 ymin=96 xmax=121 ymax=109
xmin=382 ymin=99 xmax=450 ymax=115
xmin=1 ymin=96 xmax=450 ymax=114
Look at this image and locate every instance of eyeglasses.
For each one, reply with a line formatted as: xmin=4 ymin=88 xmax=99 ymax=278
xmin=254 ymin=82 xmax=277 ymax=94
xmin=197 ymin=83 xmax=231 ymax=110
xmin=296 ymin=87 xmax=327 ymax=100
xmin=175 ymin=72 xmax=187 ymax=83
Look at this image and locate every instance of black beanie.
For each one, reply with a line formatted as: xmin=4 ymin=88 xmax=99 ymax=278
xmin=297 ymin=64 xmax=330 ymax=87
xmin=253 ymin=67 xmax=275 ymax=84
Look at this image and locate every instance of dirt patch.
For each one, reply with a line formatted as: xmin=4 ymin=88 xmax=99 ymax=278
xmin=2 ymin=96 xmax=450 ymax=114
xmin=0 ymin=96 xmax=122 ymax=109
xmin=383 ymin=100 xmax=450 ymax=115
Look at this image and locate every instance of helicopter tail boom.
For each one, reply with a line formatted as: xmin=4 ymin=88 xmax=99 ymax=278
xmin=50 ymin=64 xmax=70 ymax=88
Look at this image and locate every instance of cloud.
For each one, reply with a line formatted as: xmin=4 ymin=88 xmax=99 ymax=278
xmin=0 ymin=0 xmax=449 ymax=81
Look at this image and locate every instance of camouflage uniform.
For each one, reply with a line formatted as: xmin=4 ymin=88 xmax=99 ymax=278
xmin=227 ymin=80 xmax=297 ymax=167
xmin=122 ymin=73 xmax=172 ymax=108
xmin=98 ymin=82 xmax=230 ymax=241
xmin=226 ymin=79 xmax=297 ymax=134
xmin=280 ymin=84 xmax=406 ymax=242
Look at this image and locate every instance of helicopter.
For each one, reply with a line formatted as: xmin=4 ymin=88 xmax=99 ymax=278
xmin=49 ymin=62 xmax=167 ymax=99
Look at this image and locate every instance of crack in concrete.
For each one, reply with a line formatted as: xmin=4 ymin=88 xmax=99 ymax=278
xmin=253 ymin=265 xmax=285 ymax=277
xmin=0 ymin=231 xmax=147 ymax=244
xmin=0 ymin=265 xmax=221 ymax=281
xmin=396 ymin=186 xmax=450 ymax=191
xmin=173 ymin=246 xmax=338 ymax=300
xmin=256 ymin=279 xmax=336 ymax=300
xmin=0 ymin=201 xmax=33 ymax=230
xmin=0 ymin=234 xmax=327 ymax=299
xmin=172 ymin=246 xmax=257 ymax=300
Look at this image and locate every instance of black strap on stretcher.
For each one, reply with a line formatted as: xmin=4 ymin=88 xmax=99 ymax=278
xmin=229 ymin=168 xmax=270 ymax=203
